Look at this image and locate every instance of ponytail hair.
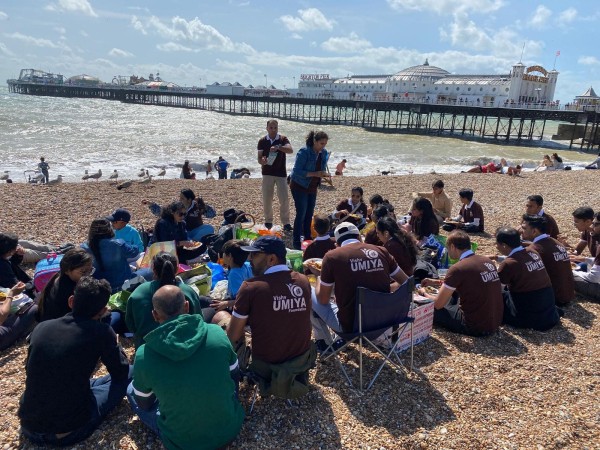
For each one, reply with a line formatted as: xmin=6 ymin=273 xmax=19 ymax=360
xmin=376 ymin=217 xmax=418 ymax=267
xmin=305 ymin=130 xmax=329 ymax=148
xmin=152 ymin=252 xmax=179 ymax=287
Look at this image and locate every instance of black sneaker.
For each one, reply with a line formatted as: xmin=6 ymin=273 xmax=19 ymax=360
xmin=264 ymin=222 xmax=273 ymax=230
xmin=283 ymin=224 xmax=293 ymax=232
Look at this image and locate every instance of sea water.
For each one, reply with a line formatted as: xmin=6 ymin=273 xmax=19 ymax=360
xmin=0 ymin=86 xmax=594 ymax=183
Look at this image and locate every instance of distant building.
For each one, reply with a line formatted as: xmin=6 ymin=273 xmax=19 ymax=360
xmin=296 ymin=60 xmax=559 ymax=106
xmin=573 ymin=86 xmax=600 ymax=109
xmin=66 ymin=74 xmax=102 ymax=86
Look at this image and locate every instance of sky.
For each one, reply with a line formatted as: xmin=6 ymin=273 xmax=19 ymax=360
xmin=1 ymin=0 xmax=599 ymax=103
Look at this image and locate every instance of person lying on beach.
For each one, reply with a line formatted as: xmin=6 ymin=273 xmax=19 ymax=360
xmin=465 ymin=161 xmax=501 ymax=173
xmin=442 ymin=188 xmax=484 ymax=233
xmin=499 ymin=158 xmax=522 ymax=176
xmin=585 ymin=152 xmax=600 ymax=169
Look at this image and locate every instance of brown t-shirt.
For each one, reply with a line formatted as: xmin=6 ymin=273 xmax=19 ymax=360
xmin=528 ymin=237 xmax=575 ymax=304
xmin=320 ymin=242 xmax=399 ymax=332
xmin=384 ymin=238 xmax=415 ymax=276
xmin=444 ymin=253 xmax=503 ymax=333
xmin=364 ymin=227 xmax=382 ymax=246
xmin=498 ymin=248 xmax=552 ymax=293
xmin=459 ymin=201 xmax=485 ymax=232
xmin=335 ymin=199 xmax=368 ymax=223
xmin=303 ymin=237 xmax=336 ymax=262
xmin=581 ymin=229 xmax=600 ymax=259
xmin=257 ymin=134 xmax=290 ymax=178
xmin=233 ymin=270 xmax=312 ymax=364
xmin=543 ymin=212 xmax=560 ymax=239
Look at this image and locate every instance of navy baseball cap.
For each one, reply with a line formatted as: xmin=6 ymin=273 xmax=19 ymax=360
xmin=241 ymin=236 xmax=286 ymax=259
xmin=107 ymin=208 xmax=131 ymax=223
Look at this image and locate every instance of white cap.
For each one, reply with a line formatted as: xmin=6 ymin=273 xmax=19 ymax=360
xmin=334 ymin=222 xmax=360 ymax=242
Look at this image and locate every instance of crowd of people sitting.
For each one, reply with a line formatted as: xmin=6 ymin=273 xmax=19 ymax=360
xmin=1 ymin=127 xmax=600 ymax=448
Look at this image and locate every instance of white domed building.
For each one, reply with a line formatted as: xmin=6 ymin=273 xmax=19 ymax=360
xmin=298 ymin=59 xmax=558 ymax=107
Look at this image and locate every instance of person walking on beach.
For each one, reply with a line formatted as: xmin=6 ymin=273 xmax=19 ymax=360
xmin=257 ymin=119 xmax=293 ymax=231
xmin=206 ymin=160 xmax=213 ymax=177
xmin=216 ymin=156 xmax=230 ymax=179
xmin=38 ymin=157 xmax=50 ymax=184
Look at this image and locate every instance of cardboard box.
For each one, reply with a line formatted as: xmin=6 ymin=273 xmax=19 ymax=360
xmin=395 ymin=298 xmax=434 ymax=353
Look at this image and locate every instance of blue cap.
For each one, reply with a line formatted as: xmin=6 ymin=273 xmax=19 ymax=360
xmin=240 ymin=235 xmax=286 ymax=259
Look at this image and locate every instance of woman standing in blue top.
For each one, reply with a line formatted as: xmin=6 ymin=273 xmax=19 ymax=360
xmin=289 ymin=130 xmax=330 ymax=250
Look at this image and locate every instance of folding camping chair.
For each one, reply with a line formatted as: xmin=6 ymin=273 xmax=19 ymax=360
xmin=322 ymin=277 xmax=415 ymax=390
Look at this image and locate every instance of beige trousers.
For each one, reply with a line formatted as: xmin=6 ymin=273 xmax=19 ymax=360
xmin=261 ymin=175 xmax=290 ymax=225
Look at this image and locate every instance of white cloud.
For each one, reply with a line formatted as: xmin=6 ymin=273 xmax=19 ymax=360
xmin=322 ymin=33 xmax=372 ymax=54
xmin=4 ymin=32 xmax=61 ymax=49
xmin=529 ymin=5 xmax=552 ymax=29
xmin=0 ymin=42 xmax=14 ymax=56
xmin=558 ymin=7 xmax=577 ymax=23
xmin=132 ymin=16 xmax=252 ymax=54
xmin=0 ymin=11 xmax=8 ymax=20
xmin=108 ymin=47 xmax=133 ymax=58
xmin=578 ymin=56 xmax=600 ymax=66
xmin=80 ymin=30 xmax=89 ymax=37
xmin=279 ymin=8 xmax=335 ymax=32
xmin=131 ymin=16 xmax=147 ymax=35
xmin=157 ymin=42 xmax=195 ymax=52
xmin=45 ymin=0 xmax=97 ymax=17
xmin=387 ymin=0 xmax=504 ymax=14
xmin=54 ymin=27 xmax=67 ymax=34
xmin=440 ymin=12 xmax=544 ymax=60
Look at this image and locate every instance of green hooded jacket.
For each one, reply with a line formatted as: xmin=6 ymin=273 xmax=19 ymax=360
xmin=132 ymin=314 xmax=244 ymax=450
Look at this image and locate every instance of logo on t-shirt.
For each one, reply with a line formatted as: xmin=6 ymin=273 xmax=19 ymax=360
xmin=350 ymin=252 xmax=384 ymax=272
xmin=480 ymin=263 xmax=499 ymax=282
xmin=553 ymin=245 xmax=569 ymax=262
xmin=525 ymin=255 xmax=545 ymax=272
xmin=272 ymin=284 xmax=307 ymax=313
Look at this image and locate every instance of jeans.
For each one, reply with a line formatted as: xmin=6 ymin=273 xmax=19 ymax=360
xmin=0 ymin=304 xmax=37 ymax=351
xmin=310 ymin=290 xmax=342 ymax=343
xmin=188 ymin=224 xmax=215 ymax=242
xmin=291 ymin=188 xmax=317 ymax=249
xmin=126 ymin=382 xmax=160 ymax=436
xmin=22 ymin=367 xmax=133 ymax=447
xmin=218 ymin=170 xmax=227 ymax=179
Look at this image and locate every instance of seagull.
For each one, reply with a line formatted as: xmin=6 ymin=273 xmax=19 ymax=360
xmin=138 ymin=174 xmax=153 ymax=184
xmin=33 ymin=173 xmax=45 ymax=183
xmin=109 ymin=169 xmax=119 ymax=181
xmin=82 ymin=170 xmax=90 ymax=181
xmin=46 ymin=175 xmax=63 ymax=185
xmin=88 ymin=169 xmax=102 ymax=181
xmin=116 ymin=180 xmax=133 ymax=190
xmin=157 ymin=167 xmax=166 ymax=178
xmin=0 ymin=171 xmax=9 ymax=181
xmin=137 ymin=168 xmax=146 ymax=178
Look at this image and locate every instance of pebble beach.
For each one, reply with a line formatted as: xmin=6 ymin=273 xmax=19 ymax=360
xmin=1 ymin=171 xmax=599 ymax=449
